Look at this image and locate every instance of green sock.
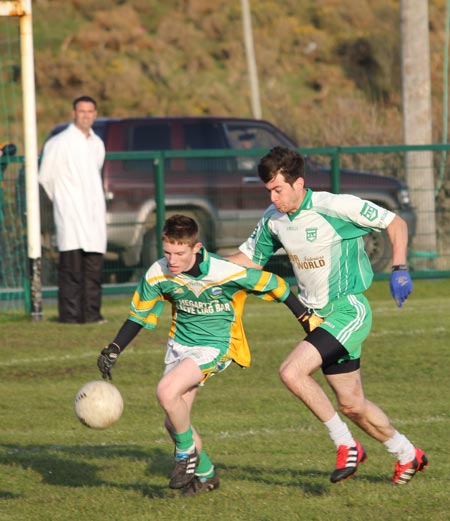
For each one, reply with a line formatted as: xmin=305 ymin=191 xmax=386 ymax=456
xmin=195 ymin=449 xmax=215 ymax=479
xmin=173 ymin=426 xmax=195 ymax=454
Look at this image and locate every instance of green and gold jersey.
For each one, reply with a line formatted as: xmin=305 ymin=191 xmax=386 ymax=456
xmin=127 ymin=248 xmax=291 ymax=367
xmin=239 ymin=189 xmax=396 ymax=310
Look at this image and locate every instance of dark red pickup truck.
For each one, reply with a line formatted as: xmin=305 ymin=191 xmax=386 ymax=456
xmin=44 ymin=116 xmax=416 ymax=278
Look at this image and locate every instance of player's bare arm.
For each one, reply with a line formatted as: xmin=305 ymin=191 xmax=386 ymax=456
xmin=226 ymin=251 xmax=262 ymax=269
xmin=386 ymin=215 xmax=409 ymax=265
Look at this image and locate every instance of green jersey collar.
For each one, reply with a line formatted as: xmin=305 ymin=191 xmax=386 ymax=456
xmin=288 ymin=188 xmax=313 ymax=220
xmin=198 ymin=247 xmax=210 ymax=276
xmin=181 ymin=247 xmax=210 ymax=278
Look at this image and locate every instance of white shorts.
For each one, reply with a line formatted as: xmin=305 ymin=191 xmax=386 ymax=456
xmin=164 ymin=339 xmax=232 ymax=385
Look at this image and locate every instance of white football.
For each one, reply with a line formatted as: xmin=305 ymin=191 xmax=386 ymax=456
xmin=74 ymin=380 xmax=124 ymax=429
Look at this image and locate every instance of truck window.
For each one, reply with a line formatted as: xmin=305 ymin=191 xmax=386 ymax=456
xmin=224 ymin=122 xmax=294 ymax=171
xmin=225 ymin=122 xmax=293 ymax=149
xmin=183 ymin=122 xmax=227 ymax=149
xmin=129 ymin=123 xmax=171 ymax=151
xmin=121 ymin=123 xmax=172 ymax=175
xmin=183 ymin=122 xmax=234 ymax=172
xmin=92 ymin=123 xmax=106 ymax=143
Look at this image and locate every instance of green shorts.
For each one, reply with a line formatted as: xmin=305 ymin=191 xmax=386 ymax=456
xmin=315 ymin=293 xmax=372 ymax=362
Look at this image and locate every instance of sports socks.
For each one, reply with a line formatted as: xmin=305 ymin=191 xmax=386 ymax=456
xmin=173 ymin=426 xmax=195 ymax=457
xmin=324 ymin=412 xmax=355 ymax=448
xmin=383 ymin=430 xmax=415 ymax=464
xmin=195 ymin=449 xmax=215 ymax=480
xmin=172 ymin=427 xmax=215 ymax=480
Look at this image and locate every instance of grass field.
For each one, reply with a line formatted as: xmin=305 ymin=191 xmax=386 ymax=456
xmin=1 ymin=280 xmax=449 ymax=520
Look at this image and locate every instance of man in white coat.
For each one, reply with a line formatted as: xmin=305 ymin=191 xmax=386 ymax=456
xmin=39 ymin=95 xmax=106 ymax=324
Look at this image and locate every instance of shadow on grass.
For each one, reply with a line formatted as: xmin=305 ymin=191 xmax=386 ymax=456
xmin=0 ymin=442 xmax=388 ymax=499
xmin=0 ymin=443 xmax=171 ymax=499
xmin=0 ymin=490 xmax=22 ymax=499
xmin=218 ymin=460 xmax=388 ymax=495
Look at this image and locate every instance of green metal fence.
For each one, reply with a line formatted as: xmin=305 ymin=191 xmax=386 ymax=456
xmin=1 ymin=144 xmax=450 ymax=316
xmin=0 ymin=153 xmax=28 ymax=314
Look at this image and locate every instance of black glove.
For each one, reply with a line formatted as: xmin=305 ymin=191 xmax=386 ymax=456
xmin=97 ymin=343 xmax=121 ymax=380
xmin=298 ymin=310 xmax=323 ymax=335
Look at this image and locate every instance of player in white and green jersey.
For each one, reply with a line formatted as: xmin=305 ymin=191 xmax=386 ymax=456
xmin=97 ymin=214 xmax=321 ymax=496
xmin=239 ymin=189 xmax=394 ymax=310
xmin=229 ymin=146 xmax=427 ymax=486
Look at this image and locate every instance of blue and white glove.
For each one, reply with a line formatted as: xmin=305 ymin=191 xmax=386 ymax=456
xmin=390 ymin=265 xmax=412 ymax=307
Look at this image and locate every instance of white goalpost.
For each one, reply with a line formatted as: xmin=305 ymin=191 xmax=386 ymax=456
xmin=0 ymin=0 xmax=42 ymax=320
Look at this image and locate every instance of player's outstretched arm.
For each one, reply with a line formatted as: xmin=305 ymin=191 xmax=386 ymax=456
xmin=97 ymin=319 xmax=142 ymax=379
xmin=227 ymin=251 xmax=262 ymax=269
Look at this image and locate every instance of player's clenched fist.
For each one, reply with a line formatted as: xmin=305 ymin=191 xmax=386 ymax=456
xmin=97 ymin=343 xmax=121 ymax=380
xmin=390 ymin=265 xmax=412 ymax=308
xmin=298 ymin=310 xmax=323 ymax=334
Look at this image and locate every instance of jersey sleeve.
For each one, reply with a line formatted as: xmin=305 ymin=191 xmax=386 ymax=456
xmin=128 ymin=270 xmax=166 ymax=329
xmin=239 ymin=268 xmax=291 ymax=303
xmin=321 ymin=193 xmax=396 ymax=234
xmin=238 ymin=207 xmax=283 ymax=266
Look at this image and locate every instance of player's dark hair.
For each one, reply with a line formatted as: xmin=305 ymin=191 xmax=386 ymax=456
xmin=162 ymin=214 xmax=199 ymax=247
xmin=258 ymin=146 xmax=305 ymax=186
xmin=72 ymin=95 xmax=97 ymax=109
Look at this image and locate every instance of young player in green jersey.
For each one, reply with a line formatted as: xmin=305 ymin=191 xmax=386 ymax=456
xmin=97 ymin=214 xmax=321 ymax=495
xmin=228 ymin=146 xmax=427 ymax=486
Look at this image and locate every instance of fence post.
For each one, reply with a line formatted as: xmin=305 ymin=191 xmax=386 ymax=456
xmin=154 ymin=152 xmax=165 ymax=258
xmin=330 ymin=147 xmax=341 ymax=194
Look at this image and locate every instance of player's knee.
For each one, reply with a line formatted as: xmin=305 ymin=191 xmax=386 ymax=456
xmin=279 ymin=348 xmax=317 ymax=388
xmin=156 ymin=380 xmax=172 ymax=409
xmin=279 ymin=360 xmax=299 ymax=388
xmin=339 ymin=401 xmax=365 ymax=419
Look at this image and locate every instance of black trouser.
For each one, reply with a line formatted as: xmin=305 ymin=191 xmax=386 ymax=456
xmin=58 ymin=249 xmax=104 ymax=324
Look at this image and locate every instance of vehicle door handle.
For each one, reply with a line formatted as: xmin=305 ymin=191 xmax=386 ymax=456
xmin=243 ymin=176 xmax=260 ymax=183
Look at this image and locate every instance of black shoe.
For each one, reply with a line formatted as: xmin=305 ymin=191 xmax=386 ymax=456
xmin=85 ymin=317 xmax=107 ymax=324
xmin=181 ymin=471 xmax=220 ymax=496
xmin=169 ymin=449 xmax=199 ymax=489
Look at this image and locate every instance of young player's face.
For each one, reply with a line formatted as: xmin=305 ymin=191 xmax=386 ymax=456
xmin=163 ymin=240 xmax=202 ymax=274
xmin=73 ymin=101 xmax=97 ymax=135
xmin=265 ymin=172 xmax=305 ymax=214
